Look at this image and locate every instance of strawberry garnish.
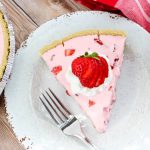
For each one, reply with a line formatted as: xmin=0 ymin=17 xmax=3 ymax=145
xmin=51 ymin=65 xmax=62 ymax=75
xmin=95 ymin=75 xmax=105 ymax=87
xmin=80 ymin=77 xmax=91 ymax=88
xmin=72 ymin=57 xmax=89 ymax=78
xmin=65 ymin=49 xmax=75 ymax=56
xmin=94 ymin=56 xmax=109 ymax=87
xmin=88 ymin=68 xmax=99 ymax=88
xmin=89 ymin=100 xmax=95 ymax=107
xmin=85 ymin=58 xmax=100 ymax=88
xmin=100 ymin=57 xmax=109 ymax=78
xmin=71 ymin=52 xmax=109 ymax=88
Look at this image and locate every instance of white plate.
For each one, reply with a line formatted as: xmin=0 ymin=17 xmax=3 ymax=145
xmin=5 ymin=11 xmax=150 ymax=150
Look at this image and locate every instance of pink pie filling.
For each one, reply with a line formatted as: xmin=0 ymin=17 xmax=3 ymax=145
xmin=42 ymin=34 xmax=126 ymax=133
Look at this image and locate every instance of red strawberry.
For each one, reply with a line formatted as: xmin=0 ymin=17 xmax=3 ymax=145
xmin=95 ymin=57 xmax=108 ymax=87
xmin=80 ymin=77 xmax=91 ymax=88
xmin=51 ymin=65 xmax=62 ymax=75
xmin=72 ymin=52 xmax=109 ymax=88
xmin=78 ymin=58 xmax=100 ymax=88
xmin=89 ymin=100 xmax=95 ymax=107
xmin=100 ymin=57 xmax=109 ymax=78
xmin=86 ymin=59 xmax=100 ymax=88
xmin=95 ymin=75 xmax=105 ymax=87
xmin=81 ymin=58 xmax=98 ymax=77
xmin=72 ymin=57 xmax=89 ymax=78
xmin=88 ymin=70 xmax=99 ymax=88
xmin=65 ymin=49 xmax=75 ymax=56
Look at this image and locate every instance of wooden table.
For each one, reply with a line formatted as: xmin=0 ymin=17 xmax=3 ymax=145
xmin=0 ymin=1 xmax=87 ymax=149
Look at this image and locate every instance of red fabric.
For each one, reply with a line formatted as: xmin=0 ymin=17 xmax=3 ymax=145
xmin=116 ymin=0 xmax=150 ymax=32
xmin=75 ymin=0 xmax=118 ymax=11
xmin=76 ymin=0 xmax=101 ymax=10
xmin=95 ymin=0 xmax=118 ymax=7
xmin=75 ymin=0 xmax=150 ymax=33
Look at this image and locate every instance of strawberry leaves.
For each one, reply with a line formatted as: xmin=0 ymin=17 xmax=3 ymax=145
xmin=80 ymin=52 xmax=99 ymax=60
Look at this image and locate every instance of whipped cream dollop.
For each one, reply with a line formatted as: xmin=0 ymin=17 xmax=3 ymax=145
xmin=65 ymin=53 xmax=113 ymax=97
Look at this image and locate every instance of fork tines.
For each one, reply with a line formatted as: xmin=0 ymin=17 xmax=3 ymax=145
xmin=39 ymin=88 xmax=71 ymax=126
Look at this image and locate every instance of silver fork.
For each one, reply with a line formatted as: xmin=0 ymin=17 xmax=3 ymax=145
xmin=39 ymin=88 xmax=99 ymax=150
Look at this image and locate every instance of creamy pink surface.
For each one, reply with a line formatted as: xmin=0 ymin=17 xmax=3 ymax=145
xmin=0 ymin=24 xmax=5 ymax=66
xmin=42 ymin=34 xmax=126 ymax=133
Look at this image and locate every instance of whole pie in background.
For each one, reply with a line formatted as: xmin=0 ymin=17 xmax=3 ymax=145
xmin=0 ymin=11 xmax=9 ymax=80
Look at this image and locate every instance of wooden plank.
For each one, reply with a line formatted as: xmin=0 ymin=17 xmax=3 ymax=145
xmin=13 ymin=0 xmax=73 ymax=26
xmin=1 ymin=0 xmax=38 ymax=48
xmin=0 ymin=119 xmax=24 ymax=150
xmin=0 ymin=93 xmax=25 ymax=150
xmin=0 ymin=93 xmax=7 ymax=123
xmin=65 ymin=0 xmax=89 ymax=11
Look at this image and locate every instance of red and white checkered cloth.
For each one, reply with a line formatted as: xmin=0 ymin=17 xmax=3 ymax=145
xmin=76 ymin=0 xmax=150 ymax=33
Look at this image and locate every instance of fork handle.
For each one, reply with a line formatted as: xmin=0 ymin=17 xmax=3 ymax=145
xmin=76 ymin=135 xmax=99 ymax=150
xmin=63 ymin=118 xmax=99 ymax=149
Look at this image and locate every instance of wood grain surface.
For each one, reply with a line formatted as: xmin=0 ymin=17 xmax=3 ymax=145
xmin=0 ymin=0 xmax=87 ymax=149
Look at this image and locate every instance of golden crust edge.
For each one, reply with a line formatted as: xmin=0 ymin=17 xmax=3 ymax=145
xmin=0 ymin=12 xmax=10 ymax=79
xmin=40 ymin=29 xmax=126 ymax=55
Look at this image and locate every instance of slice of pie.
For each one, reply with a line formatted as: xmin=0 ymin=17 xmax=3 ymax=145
xmin=40 ymin=30 xmax=126 ymax=133
xmin=0 ymin=11 xmax=10 ymax=80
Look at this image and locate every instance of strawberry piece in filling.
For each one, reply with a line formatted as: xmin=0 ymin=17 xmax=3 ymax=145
xmin=51 ymin=65 xmax=62 ymax=75
xmin=65 ymin=49 xmax=75 ymax=56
